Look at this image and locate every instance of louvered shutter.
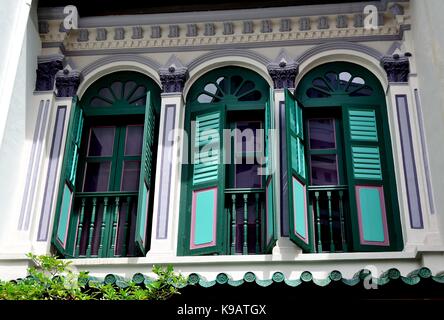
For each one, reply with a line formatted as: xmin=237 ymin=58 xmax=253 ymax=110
xmin=264 ymin=88 xmax=277 ymax=253
xmin=285 ymin=90 xmax=315 ymax=252
xmin=135 ymin=92 xmax=156 ymax=255
xmin=343 ymin=106 xmax=401 ymax=251
xmin=52 ymin=96 xmax=84 ymax=257
xmin=186 ymin=106 xmax=225 ymax=255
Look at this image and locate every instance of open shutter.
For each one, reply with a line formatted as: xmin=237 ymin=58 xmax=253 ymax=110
xmin=285 ymin=89 xmax=314 ymax=252
xmin=343 ymin=106 xmax=399 ymax=251
xmin=135 ymin=92 xmax=156 ymax=255
xmin=263 ymin=88 xmax=277 ymax=253
xmin=186 ymin=106 xmax=225 ymax=255
xmin=52 ymin=96 xmax=84 ymax=257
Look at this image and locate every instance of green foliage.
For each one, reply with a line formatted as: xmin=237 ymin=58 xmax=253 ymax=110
xmin=0 ymin=254 xmax=186 ymax=300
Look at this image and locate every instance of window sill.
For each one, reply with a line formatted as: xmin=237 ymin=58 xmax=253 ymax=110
xmin=63 ymin=246 xmax=442 ymax=267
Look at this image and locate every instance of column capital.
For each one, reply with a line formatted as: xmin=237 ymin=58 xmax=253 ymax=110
xmin=35 ymin=55 xmax=64 ymax=91
xmin=158 ymin=55 xmax=189 ymax=93
xmin=267 ymin=51 xmax=299 ymax=89
xmin=55 ymin=69 xmax=82 ymax=97
xmin=381 ymin=54 xmax=411 ymax=83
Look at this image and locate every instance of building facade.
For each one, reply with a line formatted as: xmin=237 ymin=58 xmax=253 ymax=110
xmin=0 ymin=0 xmax=444 ymax=287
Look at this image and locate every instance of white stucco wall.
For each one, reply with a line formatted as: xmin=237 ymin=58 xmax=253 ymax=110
xmin=411 ymin=0 xmax=444 ymax=233
xmin=0 ymin=0 xmax=33 ymax=145
xmin=0 ymin=1 xmax=41 ymax=255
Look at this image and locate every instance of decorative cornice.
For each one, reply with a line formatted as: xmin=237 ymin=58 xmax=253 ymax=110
xmin=55 ymin=69 xmax=82 ymax=97
xmin=158 ymin=56 xmax=188 ymax=93
xmin=38 ymin=3 xmax=410 ymax=56
xmin=381 ymin=54 xmax=411 ymax=83
xmin=35 ymin=58 xmax=64 ymax=91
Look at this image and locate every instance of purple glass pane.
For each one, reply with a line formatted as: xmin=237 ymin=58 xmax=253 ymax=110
xmin=308 ymin=119 xmax=335 ymax=150
xmin=83 ymin=161 xmax=111 ymax=192
xmin=310 ymin=155 xmax=338 ymax=186
xmin=121 ymin=161 xmax=141 ymax=191
xmin=98 ymin=87 xmax=114 ymax=101
xmin=90 ymin=97 xmax=112 ymax=107
xmin=124 ymin=125 xmax=144 ymax=155
xmin=235 ymin=121 xmax=262 ymax=154
xmin=306 ymin=88 xmax=330 ymax=98
xmin=235 ymin=163 xmax=262 ymax=188
xmin=124 ymin=81 xmax=137 ymax=99
xmin=128 ymin=86 xmax=146 ymax=101
xmin=88 ymin=127 xmax=115 ymax=156
xmin=238 ymin=90 xmax=261 ymax=101
xmin=131 ymin=97 xmax=146 ymax=106
xmin=110 ymin=81 xmax=123 ymax=99
xmin=312 ymin=78 xmax=330 ymax=92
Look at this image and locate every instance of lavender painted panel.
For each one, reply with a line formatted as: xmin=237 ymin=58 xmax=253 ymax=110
xmin=396 ymin=95 xmax=423 ymax=229
xmin=38 ymin=106 xmax=67 ymax=241
xmin=19 ymin=99 xmax=51 ymax=230
xmin=279 ymin=100 xmax=289 ymax=236
xmin=414 ymin=89 xmax=435 ymax=214
xmin=156 ymin=104 xmax=176 ymax=239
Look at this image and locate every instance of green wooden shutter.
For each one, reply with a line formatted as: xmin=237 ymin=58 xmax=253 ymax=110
xmin=135 ymin=92 xmax=156 ymax=255
xmin=264 ymin=88 xmax=277 ymax=253
xmin=186 ymin=106 xmax=225 ymax=255
xmin=285 ymin=89 xmax=314 ymax=252
xmin=52 ymin=96 xmax=84 ymax=257
xmin=343 ymin=106 xmax=402 ymax=251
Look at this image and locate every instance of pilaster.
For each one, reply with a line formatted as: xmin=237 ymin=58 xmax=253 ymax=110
xmin=148 ymin=57 xmax=188 ymax=258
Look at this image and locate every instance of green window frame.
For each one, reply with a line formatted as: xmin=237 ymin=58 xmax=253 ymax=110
xmin=51 ymin=71 xmax=161 ymax=258
xmin=178 ymin=67 xmax=277 ymax=256
xmin=286 ymin=62 xmax=403 ymax=253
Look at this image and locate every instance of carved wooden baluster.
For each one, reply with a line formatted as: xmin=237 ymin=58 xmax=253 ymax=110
xmin=327 ymin=191 xmax=335 ymax=253
xmin=110 ymin=197 xmax=120 ymax=257
xmin=86 ymin=197 xmax=97 ymax=257
xmin=121 ymin=196 xmax=132 ymax=256
xmin=75 ymin=198 xmax=86 ymax=257
xmin=98 ymin=197 xmax=108 ymax=257
xmin=338 ymin=191 xmax=348 ymax=252
xmin=231 ymin=194 xmax=236 ymax=255
xmin=255 ymin=193 xmax=260 ymax=254
xmin=243 ymin=193 xmax=248 ymax=255
xmin=315 ymin=191 xmax=322 ymax=253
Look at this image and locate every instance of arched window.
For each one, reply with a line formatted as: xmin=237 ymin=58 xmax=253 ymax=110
xmin=178 ymin=67 xmax=277 ymax=256
xmin=284 ymin=62 xmax=403 ymax=253
xmin=52 ymin=71 xmax=161 ymax=258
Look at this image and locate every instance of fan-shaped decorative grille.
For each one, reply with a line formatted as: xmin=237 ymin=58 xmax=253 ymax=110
xmin=90 ymin=80 xmax=147 ymax=107
xmin=306 ymin=71 xmax=373 ymax=98
xmin=196 ymin=75 xmax=262 ymax=103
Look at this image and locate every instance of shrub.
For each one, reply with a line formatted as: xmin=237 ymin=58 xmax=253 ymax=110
xmin=0 ymin=253 xmax=186 ymax=300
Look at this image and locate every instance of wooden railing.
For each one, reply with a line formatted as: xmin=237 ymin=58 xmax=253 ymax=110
xmin=308 ymin=186 xmax=349 ymax=253
xmin=72 ymin=192 xmax=139 ymax=258
xmin=225 ymin=188 xmax=265 ymax=255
